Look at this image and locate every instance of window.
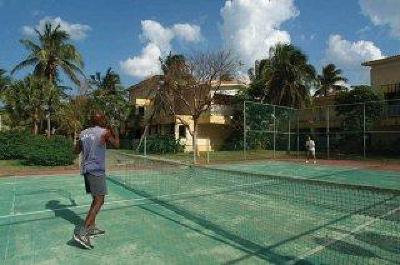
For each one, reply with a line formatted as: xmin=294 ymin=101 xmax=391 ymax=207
xmin=179 ymin=125 xmax=186 ymax=138
xmin=137 ymin=106 xmax=145 ymax=116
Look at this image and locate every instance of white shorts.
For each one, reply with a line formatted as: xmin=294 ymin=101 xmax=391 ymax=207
xmin=307 ymin=149 xmax=315 ymax=156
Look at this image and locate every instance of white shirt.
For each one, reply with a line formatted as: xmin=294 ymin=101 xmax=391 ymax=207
xmin=306 ymin=140 xmax=315 ymax=151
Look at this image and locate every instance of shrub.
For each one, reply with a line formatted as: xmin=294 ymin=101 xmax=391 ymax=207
xmin=23 ymin=135 xmax=76 ymax=166
xmin=134 ymin=135 xmax=184 ymax=154
xmin=0 ymin=131 xmax=76 ymax=166
xmin=0 ymin=130 xmax=31 ymax=160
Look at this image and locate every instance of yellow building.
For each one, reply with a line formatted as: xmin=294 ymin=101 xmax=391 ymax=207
xmin=362 ymin=54 xmax=400 ymax=99
xmin=129 ymin=77 xmax=246 ymax=152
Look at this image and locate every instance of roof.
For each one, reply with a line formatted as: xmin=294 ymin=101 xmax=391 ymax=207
xmin=362 ymin=54 xmax=400 ymax=66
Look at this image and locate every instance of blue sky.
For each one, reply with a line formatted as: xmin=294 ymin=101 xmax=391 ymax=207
xmin=0 ymin=0 xmax=399 ymax=89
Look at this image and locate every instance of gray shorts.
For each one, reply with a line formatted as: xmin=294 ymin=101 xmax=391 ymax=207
xmin=84 ymin=173 xmax=108 ymax=196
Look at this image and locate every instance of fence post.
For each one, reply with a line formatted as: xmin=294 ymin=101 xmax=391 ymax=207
xmin=327 ymin=106 xmax=330 ymax=159
xmin=288 ymin=114 xmax=291 ymax=154
xmin=297 ymin=113 xmax=300 ymax=160
xmin=144 ymin=135 xmax=147 ymax=157
xmin=243 ymin=101 xmax=247 ymax=160
xmin=273 ymin=105 xmax=276 ymax=159
xmin=363 ymin=103 xmax=366 ymax=159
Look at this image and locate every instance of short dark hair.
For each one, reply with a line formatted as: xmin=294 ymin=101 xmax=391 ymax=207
xmin=89 ymin=111 xmax=106 ymax=127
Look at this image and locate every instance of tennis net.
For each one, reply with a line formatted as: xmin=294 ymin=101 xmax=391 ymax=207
xmin=109 ymin=153 xmax=400 ymax=264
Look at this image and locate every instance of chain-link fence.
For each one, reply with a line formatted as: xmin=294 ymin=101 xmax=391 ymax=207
xmin=244 ymin=100 xmax=400 ymax=160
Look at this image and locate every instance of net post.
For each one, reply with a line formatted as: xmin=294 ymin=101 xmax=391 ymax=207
xmin=363 ymin=103 xmax=366 ymax=159
xmin=273 ymin=105 xmax=276 ymax=159
xmin=243 ymin=101 xmax=247 ymax=160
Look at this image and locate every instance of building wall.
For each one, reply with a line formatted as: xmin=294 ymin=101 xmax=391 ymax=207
xmin=370 ymin=60 xmax=400 ymax=87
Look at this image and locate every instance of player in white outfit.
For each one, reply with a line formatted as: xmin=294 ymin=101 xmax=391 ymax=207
xmin=305 ymin=136 xmax=316 ymax=164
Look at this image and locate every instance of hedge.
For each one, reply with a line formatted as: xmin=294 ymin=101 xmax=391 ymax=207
xmin=133 ymin=135 xmax=184 ymax=154
xmin=0 ymin=131 xmax=76 ymax=166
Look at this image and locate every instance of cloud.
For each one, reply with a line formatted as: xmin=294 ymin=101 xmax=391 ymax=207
xmin=324 ymin=34 xmax=384 ymax=84
xmin=120 ymin=20 xmax=202 ymax=79
xmin=220 ymin=0 xmax=299 ymax=68
xmin=22 ymin=17 xmax=91 ymax=41
xmin=172 ymin=24 xmax=202 ymax=42
xmin=359 ymin=0 xmax=400 ymax=39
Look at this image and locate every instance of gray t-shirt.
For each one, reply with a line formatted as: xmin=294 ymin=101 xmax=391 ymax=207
xmin=80 ymin=126 xmax=107 ymax=176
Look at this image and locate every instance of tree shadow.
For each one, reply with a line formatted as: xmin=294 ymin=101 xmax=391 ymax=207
xmin=108 ymin=177 xmax=304 ymax=264
xmin=313 ymin=236 xmax=379 ymax=258
xmin=328 ymin=227 xmax=400 ymax=254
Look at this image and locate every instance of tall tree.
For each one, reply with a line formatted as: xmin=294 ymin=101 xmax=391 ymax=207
xmin=11 ymin=23 xmax=84 ymax=85
xmin=0 ymin=69 xmax=10 ymax=92
xmin=315 ymin=64 xmax=347 ymax=97
xmin=89 ymin=68 xmax=131 ymax=131
xmin=11 ymin=23 xmax=84 ymax=137
xmin=161 ymin=50 xmax=240 ymax=161
xmin=248 ymin=44 xmax=316 ymax=108
xmin=2 ymin=76 xmax=52 ymax=134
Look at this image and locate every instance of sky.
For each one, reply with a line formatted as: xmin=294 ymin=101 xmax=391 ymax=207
xmin=0 ymin=0 xmax=399 ymax=90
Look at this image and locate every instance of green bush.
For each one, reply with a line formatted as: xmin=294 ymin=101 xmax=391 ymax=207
xmin=24 ymin=135 xmax=76 ymax=166
xmin=135 ymin=135 xmax=184 ymax=154
xmin=0 ymin=130 xmax=31 ymax=160
xmin=0 ymin=131 xmax=75 ymax=166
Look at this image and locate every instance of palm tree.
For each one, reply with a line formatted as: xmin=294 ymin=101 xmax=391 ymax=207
xmin=2 ymin=76 xmax=52 ymax=134
xmin=89 ymin=68 xmax=121 ymax=96
xmin=89 ymin=68 xmax=130 ymax=130
xmin=11 ymin=23 xmax=84 ymax=85
xmin=262 ymin=44 xmax=316 ymax=108
xmin=0 ymin=69 xmax=10 ymax=92
xmin=315 ymin=64 xmax=347 ymax=97
xmin=11 ymin=23 xmax=84 ymax=137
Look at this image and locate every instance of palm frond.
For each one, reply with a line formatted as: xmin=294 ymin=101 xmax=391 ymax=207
xmin=11 ymin=58 xmax=38 ymax=75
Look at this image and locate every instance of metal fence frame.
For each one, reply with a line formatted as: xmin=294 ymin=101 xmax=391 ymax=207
xmin=244 ymin=99 xmax=400 ymax=160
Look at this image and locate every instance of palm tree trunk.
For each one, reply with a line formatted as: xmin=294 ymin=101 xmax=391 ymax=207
xmin=192 ymin=120 xmax=198 ymax=164
xmin=33 ymin=109 xmax=39 ymax=135
xmin=47 ymin=114 xmax=51 ymax=138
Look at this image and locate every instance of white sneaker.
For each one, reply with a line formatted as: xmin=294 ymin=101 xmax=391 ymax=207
xmin=313 ymin=161 xmax=317 ymax=164
xmin=305 ymin=160 xmax=309 ymax=164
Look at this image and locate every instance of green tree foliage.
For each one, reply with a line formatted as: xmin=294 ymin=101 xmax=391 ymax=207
xmin=1 ymin=76 xmax=54 ymax=134
xmin=315 ymin=64 xmax=347 ymax=97
xmin=336 ymin=85 xmax=384 ymax=131
xmin=10 ymin=23 xmax=85 ymax=136
xmin=12 ymin=23 xmax=84 ymax=85
xmin=0 ymin=69 xmax=11 ymax=92
xmin=89 ymin=68 xmax=132 ymax=132
xmin=246 ymin=44 xmax=316 ymax=108
xmin=335 ymin=85 xmax=384 ymax=152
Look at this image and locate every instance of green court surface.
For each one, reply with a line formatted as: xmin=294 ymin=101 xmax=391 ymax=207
xmin=0 ymin=159 xmax=399 ymax=264
xmin=210 ymin=160 xmax=400 ymax=190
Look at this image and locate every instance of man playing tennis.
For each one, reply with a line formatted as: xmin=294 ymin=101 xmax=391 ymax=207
xmin=73 ymin=112 xmax=119 ymax=249
xmin=305 ymin=135 xmax=316 ymax=164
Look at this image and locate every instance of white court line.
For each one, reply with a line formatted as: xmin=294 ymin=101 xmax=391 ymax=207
xmin=3 ymin=176 xmax=16 ymax=263
xmin=286 ymin=205 xmax=400 ymax=265
xmin=0 ymin=180 xmax=273 ymax=220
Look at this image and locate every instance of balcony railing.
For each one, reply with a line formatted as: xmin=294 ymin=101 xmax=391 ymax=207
xmin=210 ymin=104 xmax=235 ymax=116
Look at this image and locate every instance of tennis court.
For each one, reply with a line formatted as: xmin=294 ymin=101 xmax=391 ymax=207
xmin=0 ymin=155 xmax=399 ymax=264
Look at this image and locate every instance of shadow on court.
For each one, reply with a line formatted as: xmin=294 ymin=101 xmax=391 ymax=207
xmin=45 ymin=200 xmax=83 ymax=226
xmin=327 ymin=227 xmax=400 ymax=254
xmin=107 ymin=176 xmax=399 ymax=265
xmin=45 ymin=200 xmax=88 ymax=249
